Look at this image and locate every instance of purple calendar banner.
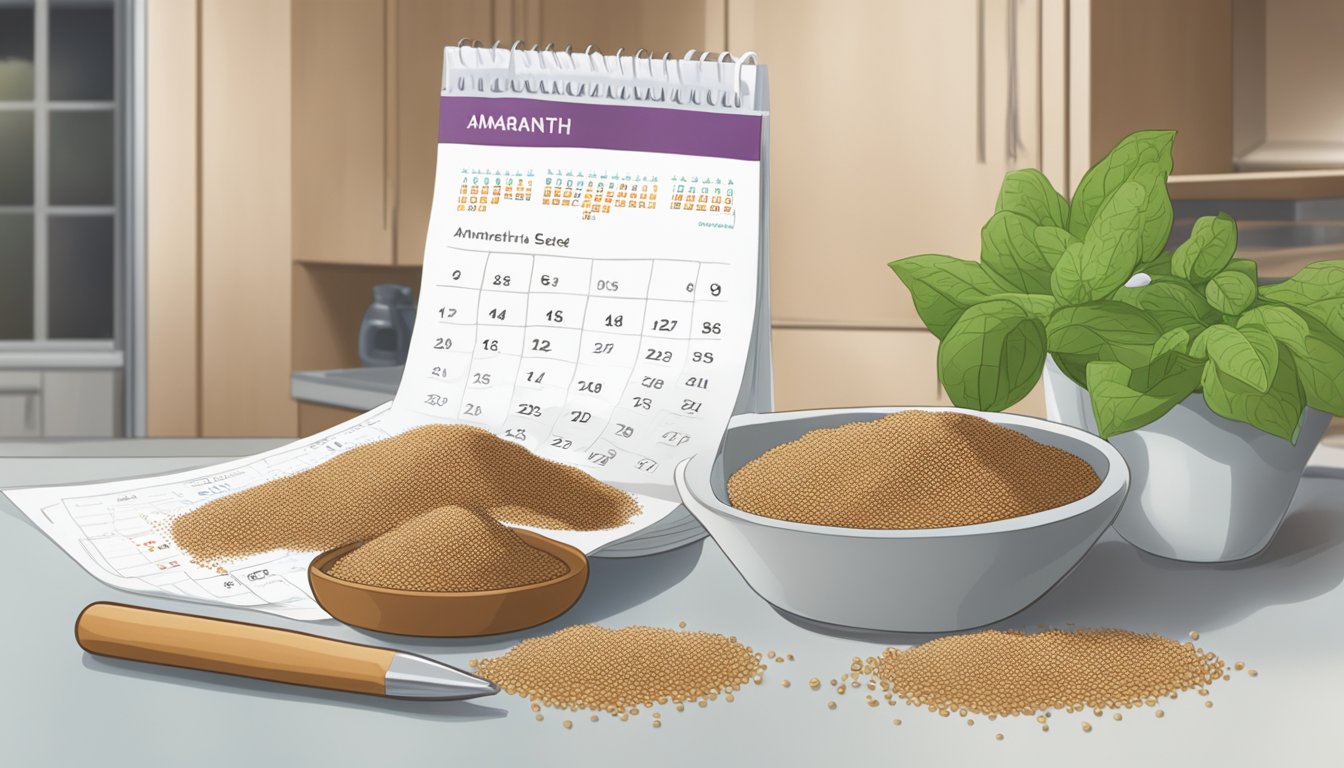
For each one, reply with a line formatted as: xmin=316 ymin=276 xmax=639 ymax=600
xmin=439 ymin=96 xmax=762 ymax=161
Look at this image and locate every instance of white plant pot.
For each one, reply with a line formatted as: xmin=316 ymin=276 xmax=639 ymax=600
xmin=1042 ymin=356 xmax=1330 ymax=562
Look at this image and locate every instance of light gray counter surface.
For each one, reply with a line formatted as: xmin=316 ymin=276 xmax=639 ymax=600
xmin=2 ymin=440 xmax=1342 ymax=767
xmin=291 ymin=367 xmax=400 ymax=411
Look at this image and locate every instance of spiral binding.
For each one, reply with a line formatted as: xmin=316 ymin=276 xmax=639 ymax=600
xmin=442 ymin=40 xmax=762 ymax=111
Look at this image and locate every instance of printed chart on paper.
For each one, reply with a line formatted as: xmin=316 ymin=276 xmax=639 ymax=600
xmin=4 ymin=94 xmax=765 ymax=619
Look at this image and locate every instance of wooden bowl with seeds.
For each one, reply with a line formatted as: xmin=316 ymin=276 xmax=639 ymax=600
xmin=309 ymin=530 xmax=588 ymax=637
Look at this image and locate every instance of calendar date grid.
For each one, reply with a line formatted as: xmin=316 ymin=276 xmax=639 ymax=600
xmin=412 ymin=250 xmax=734 ymax=474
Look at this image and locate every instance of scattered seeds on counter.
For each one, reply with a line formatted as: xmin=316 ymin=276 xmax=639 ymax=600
xmin=841 ymin=626 xmax=1235 ymax=733
xmin=476 ymin=624 xmax=763 ymax=722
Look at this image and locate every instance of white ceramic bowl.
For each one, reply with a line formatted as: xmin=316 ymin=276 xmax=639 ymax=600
xmin=673 ymin=407 xmax=1129 ymax=633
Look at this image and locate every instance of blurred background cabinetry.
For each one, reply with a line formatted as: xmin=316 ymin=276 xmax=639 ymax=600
xmin=136 ymin=0 xmax=1344 ymax=436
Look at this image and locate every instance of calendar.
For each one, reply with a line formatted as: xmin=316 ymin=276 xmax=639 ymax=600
xmin=3 ymin=46 xmax=771 ymax=617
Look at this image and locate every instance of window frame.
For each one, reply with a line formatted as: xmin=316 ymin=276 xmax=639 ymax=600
xmin=0 ymin=0 xmax=125 ymax=351
xmin=0 ymin=0 xmax=143 ymax=433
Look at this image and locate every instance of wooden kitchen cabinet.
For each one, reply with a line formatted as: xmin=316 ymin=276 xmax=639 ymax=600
xmin=291 ymin=0 xmax=492 ymax=267
xmin=394 ymin=0 xmax=495 ymax=267
xmin=298 ymin=402 xmax=364 ymax=437
xmin=525 ymin=0 xmax=724 ymax=55
xmin=729 ymin=0 xmax=1059 ymax=331
xmin=771 ymin=328 xmax=1045 ymax=415
xmin=771 ymin=328 xmax=943 ymax=410
xmin=292 ymin=0 xmax=394 ymax=265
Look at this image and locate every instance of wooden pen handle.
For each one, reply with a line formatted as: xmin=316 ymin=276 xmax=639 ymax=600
xmin=75 ymin=602 xmax=395 ymax=696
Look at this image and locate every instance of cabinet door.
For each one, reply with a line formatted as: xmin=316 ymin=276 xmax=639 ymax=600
xmin=0 ymin=372 xmax=42 ymax=438
xmin=393 ymin=0 xmax=494 ymax=266
xmin=772 ymin=328 xmax=943 ymax=410
xmin=292 ymin=0 xmax=393 ymax=265
xmin=772 ymin=328 xmax=1045 ymax=415
xmin=730 ymin=0 xmax=1045 ymax=330
xmin=41 ymin=370 xmax=120 ymax=437
xmin=525 ymin=0 xmax=722 ymax=54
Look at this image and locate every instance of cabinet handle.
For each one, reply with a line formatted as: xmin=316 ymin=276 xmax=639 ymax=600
xmin=383 ymin=0 xmax=391 ymax=230
xmin=25 ymin=391 xmax=40 ymax=434
xmin=1005 ymin=0 xmax=1025 ymax=164
xmin=977 ymin=0 xmax=986 ymax=164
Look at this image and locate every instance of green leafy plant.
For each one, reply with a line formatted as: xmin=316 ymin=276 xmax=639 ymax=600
xmin=889 ymin=129 xmax=1344 ymax=442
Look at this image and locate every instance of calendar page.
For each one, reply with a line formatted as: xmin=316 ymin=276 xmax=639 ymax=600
xmin=2 ymin=93 xmax=767 ymax=619
xmin=397 ymin=96 xmax=763 ymax=493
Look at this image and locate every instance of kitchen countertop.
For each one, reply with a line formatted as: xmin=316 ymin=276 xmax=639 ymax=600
xmin=291 ymin=367 xmax=401 ymax=411
xmin=2 ymin=440 xmax=1342 ymax=766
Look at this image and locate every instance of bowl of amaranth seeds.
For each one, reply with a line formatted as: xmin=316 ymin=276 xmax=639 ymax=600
xmin=674 ymin=407 xmax=1129 ymax=632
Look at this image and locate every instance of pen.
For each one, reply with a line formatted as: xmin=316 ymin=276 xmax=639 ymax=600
xmin=75 ymin=602 xmax=499 ymax=700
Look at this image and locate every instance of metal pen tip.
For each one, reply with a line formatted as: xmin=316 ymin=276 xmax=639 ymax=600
xmin=384 ymin=652 xmax=500 ymax=700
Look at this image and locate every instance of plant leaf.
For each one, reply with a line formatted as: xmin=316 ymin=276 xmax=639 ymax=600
xmin=1244 ymin=308 xmax=1344 ymax=416
xmin=1069 ymin=129 xmax=1175 ymax=242
xmin=1151 ymin=327 xmax=1191 ymax=359
xmin=1259 ymin=259 xmax=1344 ymax=341
xmin=888 ymin=255 xmax=1003 ymax=339
xmin=937 ymin=300 xmax=1047 ymax=412
xmin=1052 ymin=353 xmax=1092 ymax=387
xmin=1143 ymin=251 xmax=1175 ymax=276
xmin=1051 ymin=181 xmax=1147 ymax=305
xmin=980 ymin=292 xmax=1057 ymax=323
xmin=1131 ymin=163 xmax=1175 ymax=264
xmin=1035 ymin=226 xmax=1079 ymax=265
xmin=1237 ymin=305 xmax=1309 ymax=346
xmin=996 ymin=168 xmax=1069 ymax=228
xmin=1201 ymin=349 xmax=1304 ymax=442
xmin=1172 ymin=213 xmax=1238 ymax=283
xmin=1205 ymin=271 xmax=1257 ymax=315
xmin=1113 ymin=277 xmax=1219 ymax=333
xmin=1086 ymin=352 xmax=1202 ymax=438
xmin=1046 ymin=300 xmax=1164 ymax=367
xmin=981 ymin=211 xmax=1057 ymax=294
xmin=1223 ymin=258 xmax=1258 ymax=283
xmin=1197 ymin=324 xmax=1279 ymax=392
